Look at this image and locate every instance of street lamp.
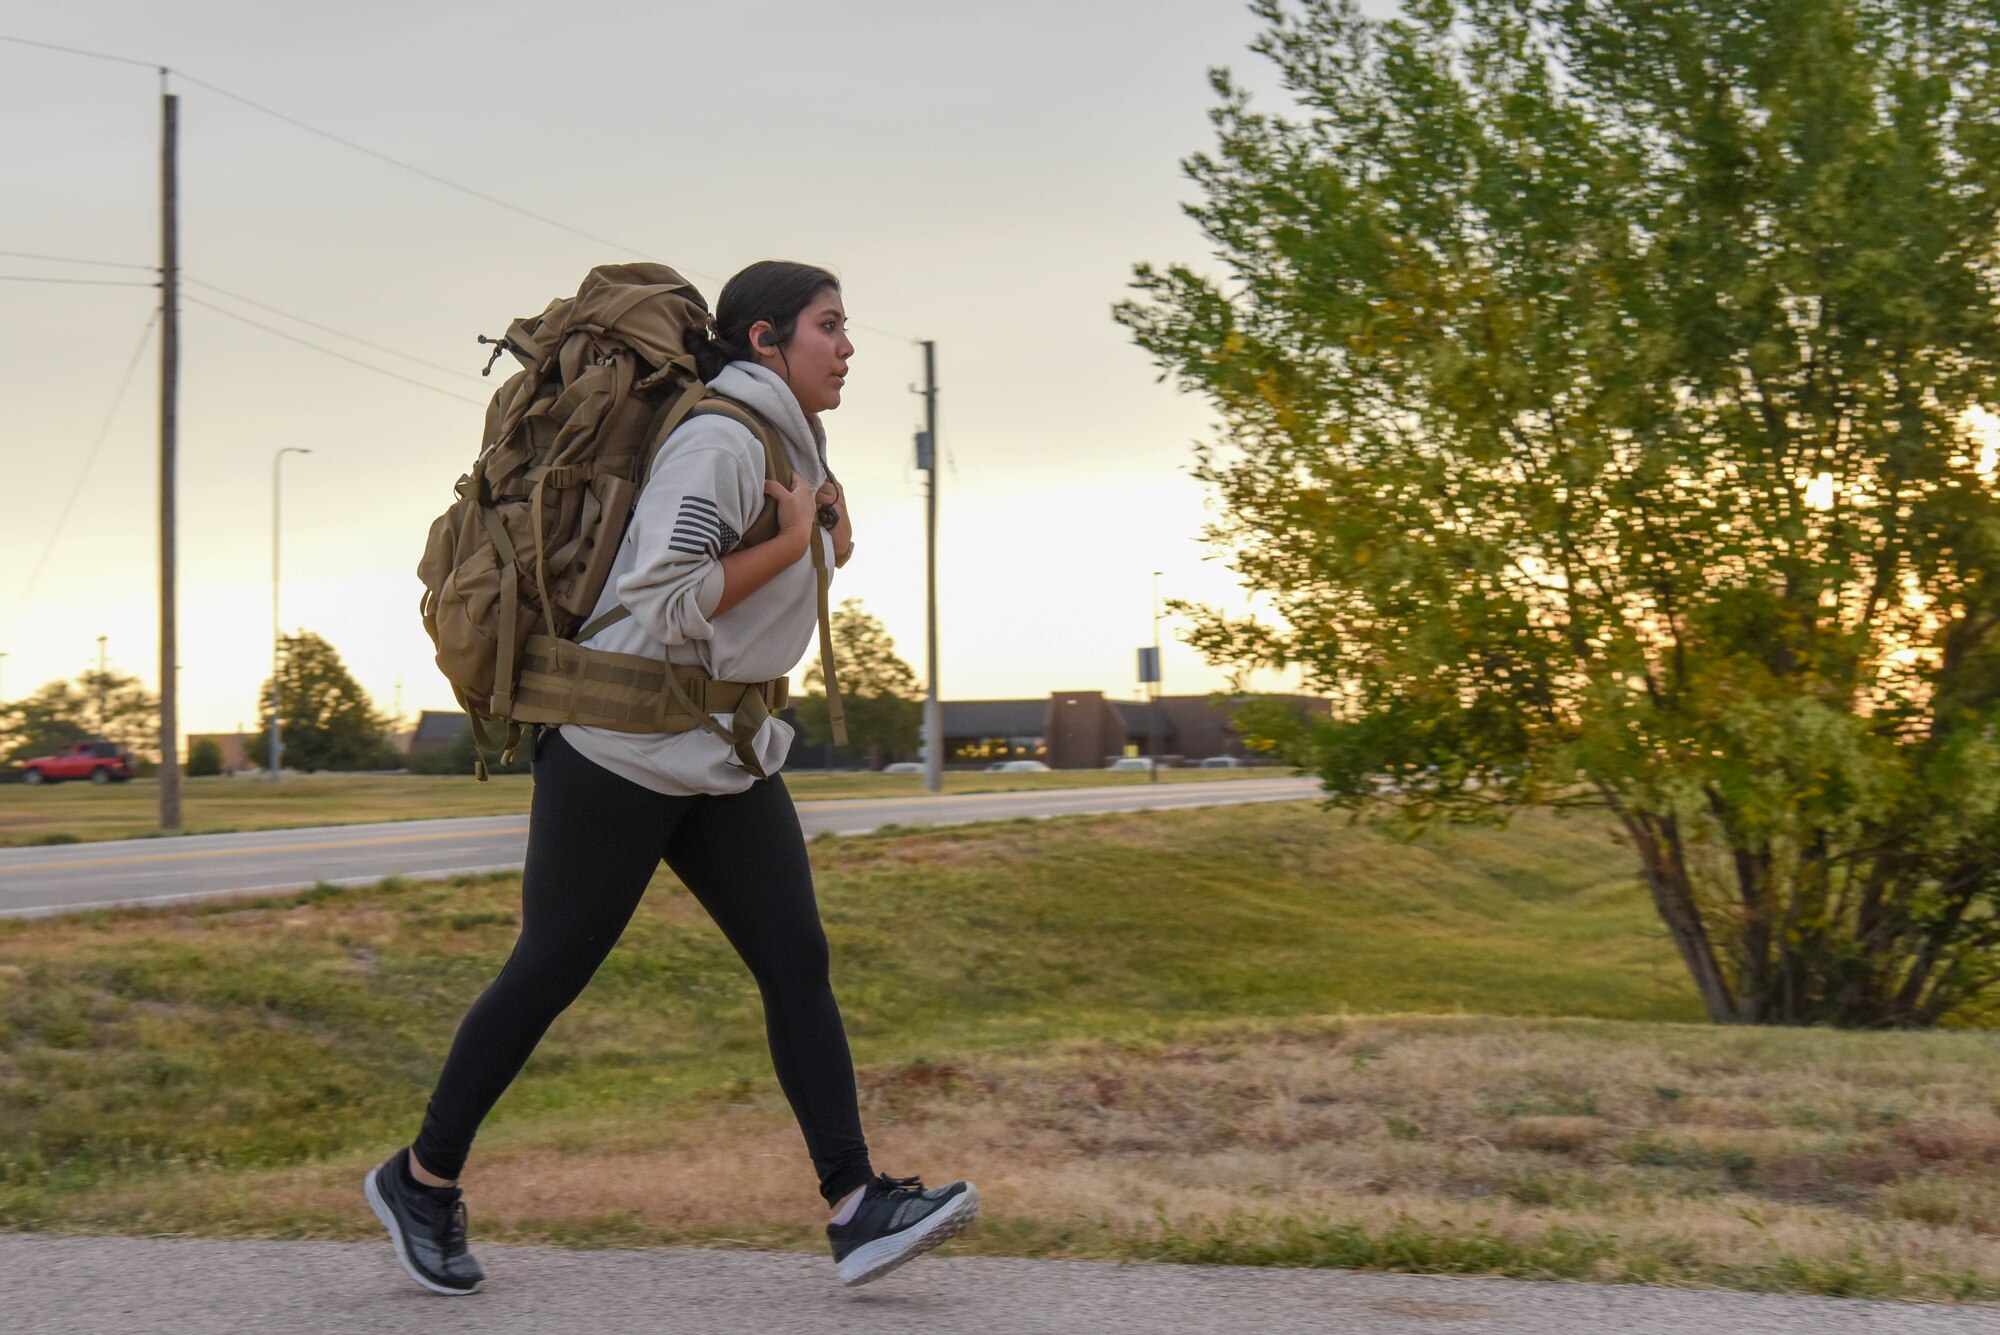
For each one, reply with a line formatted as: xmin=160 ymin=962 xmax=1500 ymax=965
xmin=1150 ymin=570 xmax=1163 ymax=784
xmin=270 ymin=447 xmax=310 ymax=781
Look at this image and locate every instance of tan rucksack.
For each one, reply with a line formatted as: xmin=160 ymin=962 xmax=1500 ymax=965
xmin=417 ymin=262 xmax=846 ymax=779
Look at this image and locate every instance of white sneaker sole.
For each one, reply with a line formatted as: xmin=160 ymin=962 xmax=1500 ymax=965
xmin=836 ymin=1183 xmax=981 ymax=1288
xmin=364 ymin=1165 xmax=483 ymax=1297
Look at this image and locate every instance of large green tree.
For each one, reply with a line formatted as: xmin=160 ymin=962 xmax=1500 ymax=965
xmin=0 ymin=670 xmax=159 ymax=763
xmin=795 ymin=600 xmax=922 ymax=767
xmin=1121 ymin=0 xmax=2000 ymax=1025
xmin=254 ymin=632 xmax=400 ymax=772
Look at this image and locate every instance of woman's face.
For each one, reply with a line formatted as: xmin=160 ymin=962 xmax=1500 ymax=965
xmin=754 ymin=287 xmax=853 ymax=416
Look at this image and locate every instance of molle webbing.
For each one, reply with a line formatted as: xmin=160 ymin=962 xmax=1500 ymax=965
xmin=510 ymin=634 xmax=789 ymax=733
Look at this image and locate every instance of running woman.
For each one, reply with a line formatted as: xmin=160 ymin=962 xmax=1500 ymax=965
xmin=366 ymin=261 xmax=978 ymax=1295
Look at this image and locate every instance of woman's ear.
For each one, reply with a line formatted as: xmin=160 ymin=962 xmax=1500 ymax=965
xmin=748 ymin=320 xmax=779 ymax=357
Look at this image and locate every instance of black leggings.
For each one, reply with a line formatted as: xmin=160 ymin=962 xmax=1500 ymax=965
xmin=412 ymin=728 xmax=873 ymax=1205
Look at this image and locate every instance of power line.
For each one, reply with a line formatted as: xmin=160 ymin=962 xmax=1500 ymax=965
xmin=0 ymin=274 xmax=156 ymax=287
xmin=3 ymin=306 xmax=163 ymax=649
xmin=2 ymin=32 xmax=640 ymax=264
xmin=187 ymin=277 xmax=483 ymax=382
xmin=170 ymin=70 xmax=657 ymax=264
xmin=168 ymin=69 xmax=918 ymax=345
xmin=0 ymin=249 xmax=155 ymax=270
xmin=0 ymin=32 xmax=157 ymax=70
xmin=184 ymin=295 xmax=488 ymax=406
xmin=0 ymin=32 xmax=918 ymax=345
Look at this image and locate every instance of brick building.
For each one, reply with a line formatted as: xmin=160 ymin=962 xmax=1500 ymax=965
xmin=399 ymin=692 xmax=1328 ymax=772
xmin=945 ymin=691 xmax=1328 ymax=769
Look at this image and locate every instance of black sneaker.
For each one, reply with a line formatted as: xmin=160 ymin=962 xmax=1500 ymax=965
xmin=827 ymin=1172 xmax=980 ymax=1287
xmin=363 ymin=1149 xmax=485 ymax=1296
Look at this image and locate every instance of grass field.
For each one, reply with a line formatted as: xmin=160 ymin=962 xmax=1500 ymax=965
xmin=2 ymin=802 xmax=1996 ymax=1303
xmin=0 ymin=765 xmax=1274 ymax=847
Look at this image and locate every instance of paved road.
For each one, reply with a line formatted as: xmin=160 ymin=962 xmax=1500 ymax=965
xmin=5 ymin=1234 xmax=1990 ymax=1334
xmin=0 ymin=778 xmax=1324 ymax=918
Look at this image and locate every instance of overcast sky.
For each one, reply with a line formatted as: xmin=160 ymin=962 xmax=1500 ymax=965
xmin=0 ymin=1 xmax=1393 ymax=737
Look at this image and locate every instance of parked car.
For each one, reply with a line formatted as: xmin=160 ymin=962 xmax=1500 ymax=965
xmin=1199 ymin=756 xmax=1245 ymax=769
xmin=1106 ymin=756 xmax=1155 ymax=772
xmin=18 ymin=740 xmax=136 ymax=785
xmin=881 ymin=761 xmax=924 ymax=774
xmin=986 ymin=759 xmax=1050 ymax=773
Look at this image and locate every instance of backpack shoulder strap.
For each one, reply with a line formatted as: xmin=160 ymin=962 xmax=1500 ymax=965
xmin=572 ymin=391 xmax=789 ymax=645
xmin=685 ymin=397 xmax=843 ymax=747
xmin=688 ymin=396 xmax=791 ymax=490
xmin=575 ymin=390 xmax=847 ymax=750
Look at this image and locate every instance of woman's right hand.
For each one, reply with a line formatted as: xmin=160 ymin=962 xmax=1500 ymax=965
xmin=765 ymin=475 xmax=818 ymax=554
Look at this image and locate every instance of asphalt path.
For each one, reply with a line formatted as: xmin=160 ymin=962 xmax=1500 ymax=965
xmin=5 ymin=1234 xmax=1990 ymax=1334
xmin=0 ymin=777 xmax=1324 ymax=918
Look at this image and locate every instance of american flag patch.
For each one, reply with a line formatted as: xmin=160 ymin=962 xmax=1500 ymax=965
xmin=668 ymin=497 xmax=728 ymax=557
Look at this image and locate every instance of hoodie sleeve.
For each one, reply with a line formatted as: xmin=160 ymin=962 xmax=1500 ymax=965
xmin=612 ymin=434 xmax=761 ymax=647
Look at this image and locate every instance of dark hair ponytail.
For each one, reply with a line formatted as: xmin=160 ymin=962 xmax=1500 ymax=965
xmin=684 ymin=259 xmax=840 ymax=382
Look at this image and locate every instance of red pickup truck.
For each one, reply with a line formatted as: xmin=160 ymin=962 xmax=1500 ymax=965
xmin=18 ymin=741 xmax=137 ymax=785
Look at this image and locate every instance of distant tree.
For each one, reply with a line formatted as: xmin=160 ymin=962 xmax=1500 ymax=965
xmin=254 ymin=632 xmax=400 ymax=772
xmin=795 ymin=600 xmax=922 ymax=768
xmin=185 ymin=737 xmax=224 ymax=778
xmin=0 ymin=683 xmax=89 ymax=763
xmin=1122 ymin=0 xmax=2000 ymax=1026
xmin=0 ymin=670 xmax=158 ymax=762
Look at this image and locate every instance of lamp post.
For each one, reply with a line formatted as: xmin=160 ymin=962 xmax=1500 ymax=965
xmin=1150 ymin=570 xmax=1163 ymax=783
xmin=269 ymin=447 xmax=310 ymax=781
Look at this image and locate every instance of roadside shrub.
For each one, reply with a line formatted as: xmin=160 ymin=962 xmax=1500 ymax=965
xmin=185 ymin=739 xmax=223 ymax=778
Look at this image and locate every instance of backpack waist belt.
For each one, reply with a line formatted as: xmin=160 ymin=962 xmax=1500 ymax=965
xmin=510 ymin=634 xmax=789 ymax=775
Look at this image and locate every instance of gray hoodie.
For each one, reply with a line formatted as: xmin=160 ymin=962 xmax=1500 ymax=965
xmin=559 ymin=361 xmax=834 ymax=795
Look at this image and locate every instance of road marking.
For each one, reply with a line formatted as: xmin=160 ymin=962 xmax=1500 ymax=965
xmin=0 ymin=827 xmax=513 ymax=875
xmin=0 ymin=781 xmax=1317 ymax=873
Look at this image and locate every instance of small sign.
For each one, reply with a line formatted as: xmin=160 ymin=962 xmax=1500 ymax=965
xmin=915 ymin=430 xmax=934 ymax=470
xmin=1137 ymin=646 xmax=1160 ymax=684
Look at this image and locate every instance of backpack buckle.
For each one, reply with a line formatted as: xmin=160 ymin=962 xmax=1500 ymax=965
xmin=536 ymin=463 xmax=590 ymax=489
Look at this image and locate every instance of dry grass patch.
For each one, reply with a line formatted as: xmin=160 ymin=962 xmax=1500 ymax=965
xmin=55 ymin=1016 xmax=2000 ymax=1302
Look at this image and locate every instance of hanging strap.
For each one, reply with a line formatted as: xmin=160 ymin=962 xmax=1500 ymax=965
xmin=806 ymin=526 xmax=847 ymax=747
xmin=455 ymin=688 xmax=521 ymax=784
xmin=476 ymin=480 xmax=523 ymax=720
xmin=660 ymin=659 xmax=774 ymax=779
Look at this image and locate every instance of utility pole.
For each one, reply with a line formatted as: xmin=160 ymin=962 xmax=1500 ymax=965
xmin=270 ymin=447 xmax=310 ymax=781
xmin=1150 ymin=571 xmax=1163 ymax=784
xmin=918 ymin=340 xmax=942 ymax=795
xmin=158 ymin=75 xmax=182 ymax=830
